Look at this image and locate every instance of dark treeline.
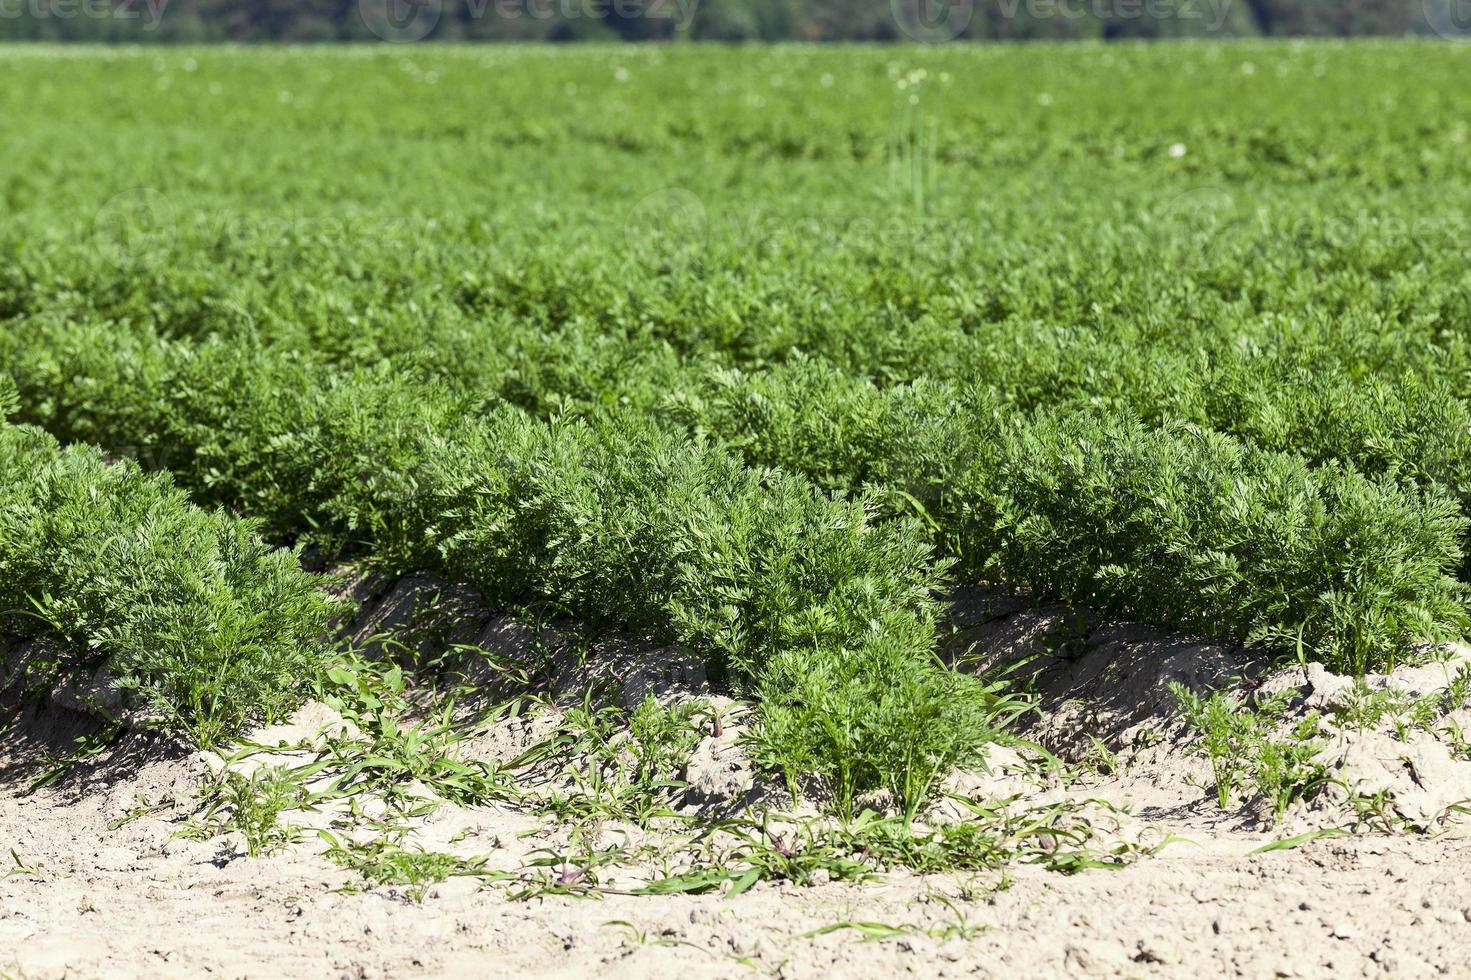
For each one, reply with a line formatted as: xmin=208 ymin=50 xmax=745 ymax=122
xmin=0 ymin=0 xmax=1449 ymax=44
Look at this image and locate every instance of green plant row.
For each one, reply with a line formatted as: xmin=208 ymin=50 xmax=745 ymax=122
xmin=10 ymin=250 xmax=1471 ymax=532
xmin=398 ymin=409 xmax=1009 ymax=817
xmin=6 ymin=204 xmax=1470 ymax=388
xmin=668 ymin=342 xmax=1471 ymax=531
xmin=7 ymin=45 xmax=1471 ymax=784
xmin=0 ymin=339 xmax=1009 ymax=814
xmin=947 ymin=334 xmax=1471 ymax=518
xmin=0 ymin=375 xmax=329 ymax=745
xmin=7 ymin=49 xmax=1471 ymax=240
xmin=8 ymin=312 xmax=1467 ymax=676
xmin=10 ymin=208 xmax=1471 ymax=540
xmin=667 ymin=359 xmax=1471 ymax=675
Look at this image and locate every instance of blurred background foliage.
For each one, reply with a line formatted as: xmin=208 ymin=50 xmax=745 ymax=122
xmin=0 ymin=0 xmax=1446 ymax=43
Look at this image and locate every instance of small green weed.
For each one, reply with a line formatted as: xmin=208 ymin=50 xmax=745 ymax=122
xmin=1332 ymin=665 xmax=1471 ymax=742
xmin=510 ymin=689 xmax=705 ymax=826
xmin=184 ymin=767 xmax=307 ymax=857
xmin=1172 ymin=684 xmax=1328 ymax=820
xmin=5 ymin=848 xmax=39 ymax=880
xmin=320 ymin=833 xmax=507 ymax=902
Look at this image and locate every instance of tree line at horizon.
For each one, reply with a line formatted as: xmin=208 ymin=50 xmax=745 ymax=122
xmin=0 ymin=0 xmax=1444 ymax=43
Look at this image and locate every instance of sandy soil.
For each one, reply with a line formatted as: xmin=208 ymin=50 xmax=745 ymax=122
xmin=5 ymin=580 xmax=1471 ymax=980
xmin=5 ymin=756 xmax=1470 ymax=980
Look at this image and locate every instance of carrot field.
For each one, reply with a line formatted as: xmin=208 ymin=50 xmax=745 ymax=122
xmin=5 ymin=41 xmax=1471 ymax=978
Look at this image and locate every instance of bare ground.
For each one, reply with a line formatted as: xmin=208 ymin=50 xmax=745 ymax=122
xmin=4 ymin=580 xmax=1471 ymax=980
xmin=5 ymin=761 xmax=1470 ymax=979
